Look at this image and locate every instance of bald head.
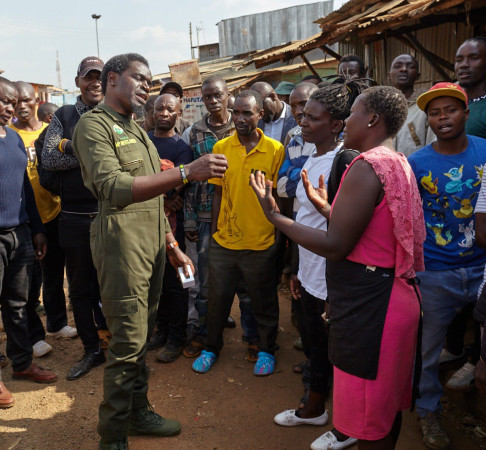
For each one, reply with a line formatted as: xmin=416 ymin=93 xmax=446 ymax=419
xmin=14 ymin=81 xmax=39 ymax=125
xmin=292 ymin=82 xmax=318 ymax=97
xmin=155 ymin=93 xmax=181 ymax=110
xmin=0 ymin=76 xmax=17 ymax=93
xmin=37 ymin=102 xmax=58 ymax=124
xmin=15 ymin=81 xmax=35 ymax=97
xmin=250 ymin=81 xmax=274 ymax=96
xmin=0 ymin=77 xmax=18 ymax=126
xmin=250 ymin=81 xmax=282 ymax=123
xmin=289 ymin=82 xmax=319 ymax=126
xmin=153 ymin=93 xmax=181 ymax=134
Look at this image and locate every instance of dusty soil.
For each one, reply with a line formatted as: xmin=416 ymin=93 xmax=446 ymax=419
xmin=0 ymin=289 xmax=485 ymax=450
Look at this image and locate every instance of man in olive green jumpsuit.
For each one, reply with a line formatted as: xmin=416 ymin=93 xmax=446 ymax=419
xmin=73 ymin=53 xmax=227 ymax=450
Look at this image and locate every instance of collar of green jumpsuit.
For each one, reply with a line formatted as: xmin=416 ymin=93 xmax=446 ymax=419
xmin=95 ymin=104 xmax=134 ymax=126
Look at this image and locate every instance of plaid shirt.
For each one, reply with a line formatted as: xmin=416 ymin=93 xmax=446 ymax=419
xmin=184 ymin=115 xmax=236 ymax=231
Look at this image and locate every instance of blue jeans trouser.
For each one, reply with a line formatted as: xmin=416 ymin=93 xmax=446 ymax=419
xmin=195 ymin=221 xmax=258 ymax=342
xmin=416 ymin=265 xmax=484 ymax=417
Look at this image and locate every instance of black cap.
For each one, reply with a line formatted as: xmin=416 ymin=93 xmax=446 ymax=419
xmin=77 ymin=56 xmax=104 ymax=77
xmin=160 ymin=81 xmax=183 ymax=98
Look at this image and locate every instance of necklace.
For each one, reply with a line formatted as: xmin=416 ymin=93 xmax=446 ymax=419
xmin=469 ymin=93 xmax=486 ymax=103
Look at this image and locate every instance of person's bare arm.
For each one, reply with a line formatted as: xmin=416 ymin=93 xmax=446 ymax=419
xmin=211 ymin=185 xmax=222 ymax=236
xmin=476 ymin=213 xmax=486 ymax=248
xmin=250 ymin=159 xmax=381 ymax=261
xmin=166 ymin=231 xmax=194 ymax=277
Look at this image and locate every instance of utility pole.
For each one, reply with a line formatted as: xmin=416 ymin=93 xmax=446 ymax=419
xmin=56 ymin=51 xmax=62 ymax=89
xmin=189 ymin=22 xmax=195 ymax=59
xmin=92 ymin=14 xmax=101 ymax=57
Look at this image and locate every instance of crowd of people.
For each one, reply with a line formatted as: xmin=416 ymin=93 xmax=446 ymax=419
xmin=0 ymin=35 xmax=485 ymax=450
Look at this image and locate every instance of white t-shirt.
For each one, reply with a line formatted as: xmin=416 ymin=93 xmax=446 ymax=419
xmin=474 ymin=169 xmax=486 ymax=296
xmin=264 ymin=102 xmax=288 ymax=142
xmin=295 ymin=144 xmax=342 ymax=300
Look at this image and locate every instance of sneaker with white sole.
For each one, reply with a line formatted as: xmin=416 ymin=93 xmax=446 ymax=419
xmin=310 ymin=431 xmax=357 ymax=450
xmin=48 ymin=326 xmax=78 ymax=339
xmin=33 ymin=340 xmax=53 ymax=357
xmin=419 ymin=412 xmax=450 ymax=450
xmin=439 ymin=348 xmax=465 ymax=366
xmin=274 ymin=409 xmax=328 ymax=427
xmin=445 ymin=362 xmax=475 ymax=391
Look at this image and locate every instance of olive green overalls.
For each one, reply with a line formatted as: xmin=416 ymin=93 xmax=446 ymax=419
xmin=73 ymin=105 xmax=170 ymax=441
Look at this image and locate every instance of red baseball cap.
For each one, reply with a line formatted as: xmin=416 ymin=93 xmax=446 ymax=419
xmin=417 ymin=82 xmax=468 ymax=111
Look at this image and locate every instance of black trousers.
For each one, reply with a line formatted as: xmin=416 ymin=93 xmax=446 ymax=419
xmin=155 ymin=257 xmax=189 ymax=346
xmin=299 ymin=287 xmax=332 ymax=395
xmin=205 ymin=238 xmax=279 ymax=355
xmin=27 ymin=259 xmax=46 ymax=345
xmin=41 ymin=215 xmax=68 ymax=333
xmin=59 ymin=213 xmax=102 ymax=354
xmin=0 ymin=224 xmax=35 ymax=372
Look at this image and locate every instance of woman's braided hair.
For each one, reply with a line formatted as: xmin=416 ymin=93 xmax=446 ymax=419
xmin=309 ymin=75 xmax=370 ymax=121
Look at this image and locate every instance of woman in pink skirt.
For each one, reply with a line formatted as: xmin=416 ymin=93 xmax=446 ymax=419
xmin=251 ymin=86 xmax=425 ymax=449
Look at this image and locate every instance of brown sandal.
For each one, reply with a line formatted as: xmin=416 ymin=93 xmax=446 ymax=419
xmin=183 ymin=337 xmax=204 ymax=358
xmin=246 ymin=344 xmax=259 ymax=363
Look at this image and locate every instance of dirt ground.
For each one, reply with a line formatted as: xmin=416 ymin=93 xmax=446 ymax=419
xmin=1 ymin=289 xmax=485 ymax=450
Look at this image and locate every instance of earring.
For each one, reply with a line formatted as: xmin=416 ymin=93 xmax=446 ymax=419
xmin=367 ymin=124 xmax=371 ymax=127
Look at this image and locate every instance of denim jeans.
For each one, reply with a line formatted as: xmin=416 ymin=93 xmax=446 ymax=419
xmin=195 ymin=221 xmax=258 ymax=342
xmin=0 ymin=223 xmax=35 ymax=372
xmin=416 ymin=265 xmax=484 ymax=417
xmin=185 ymin=238 xmax=199 ymax=326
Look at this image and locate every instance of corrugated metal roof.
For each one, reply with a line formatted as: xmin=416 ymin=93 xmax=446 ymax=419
xmin=240 ymin=0 xmax=478 ymax=68
xmin=217 ymin=1 xmax=333 ymax=58
xmin=315 ymin=0 xmax=466 ymax=40
xmin=238 ymin=32 xmax=328 ymax=68
xmin=150 ymin=58 xmax=337 ymax=93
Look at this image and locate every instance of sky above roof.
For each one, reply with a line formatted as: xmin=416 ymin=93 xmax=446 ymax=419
xmin=1 ymin=0 xmax=347 ymax=90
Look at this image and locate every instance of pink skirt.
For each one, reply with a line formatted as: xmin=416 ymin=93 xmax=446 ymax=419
xmin=332 ymin=278 xmax=420 ymax=440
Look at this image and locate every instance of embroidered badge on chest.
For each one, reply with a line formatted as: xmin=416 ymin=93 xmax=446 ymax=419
xmin=113 ymin=124 xmax=129 ymax=141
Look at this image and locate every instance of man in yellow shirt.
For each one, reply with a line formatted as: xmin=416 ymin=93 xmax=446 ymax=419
xmin=10 ymin=82 xmax=76 ymax=357
xmin=192 ymin=90 xmax=285 ymax=376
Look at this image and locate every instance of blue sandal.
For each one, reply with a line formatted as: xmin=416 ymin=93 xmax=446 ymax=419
xmin=192 ymin=350 xmax=216 ymax=373
xmin=254 ymin=352 xmax=275 ymax=376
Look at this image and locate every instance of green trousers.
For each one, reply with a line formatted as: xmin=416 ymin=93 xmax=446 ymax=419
xmin=91 ymin=210 xmax=165 ymax=442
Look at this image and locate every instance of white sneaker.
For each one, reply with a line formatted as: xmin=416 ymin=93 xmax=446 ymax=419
xmin=445 ymin=362 xmax=475 ymax=391
xmin=33 ymin=340 xmax=53 ymax=357
xmin=439 ymin=348 xmax=465 ymax=365
xmin=48 ymin=326 xmax=78 ymax=339
xmin=310 ymin=431 xmax=357 ymax=450
xmin=274 ymin=409 xmax=328 ymax=426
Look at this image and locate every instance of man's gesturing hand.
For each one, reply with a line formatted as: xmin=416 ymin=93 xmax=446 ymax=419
xmin=185 ymin=154 xmax=228 ymax=181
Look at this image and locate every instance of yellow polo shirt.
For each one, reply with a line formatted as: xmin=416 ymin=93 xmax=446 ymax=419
xmin=9 ymin=123 xmax=61 ymax=224
xmin=209 ymin=129 xmax=284 ymax=250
